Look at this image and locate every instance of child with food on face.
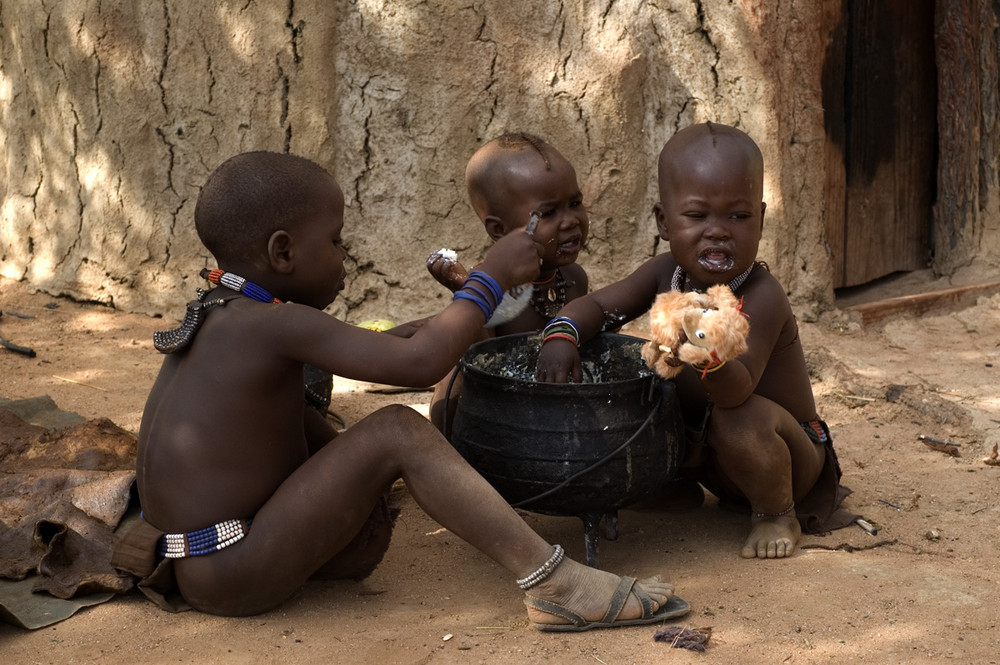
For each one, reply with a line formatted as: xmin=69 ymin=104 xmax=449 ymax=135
xmin=426 ymin=132 xmax=590 ymax=432
xmin=535 ymin=122 xmax=852 ymax=559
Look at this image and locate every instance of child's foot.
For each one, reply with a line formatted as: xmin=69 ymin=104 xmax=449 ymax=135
xmin=740 ymin=513 xmax=801 ymax=559
xmin=426 ymin=249 xmax=468 ymax=292
xmin=523 ymin=558 xmax=689 ymax=632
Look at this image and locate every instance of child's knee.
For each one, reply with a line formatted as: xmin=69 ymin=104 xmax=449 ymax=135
xmin=373 ymin=403 xmax=427 ymax=429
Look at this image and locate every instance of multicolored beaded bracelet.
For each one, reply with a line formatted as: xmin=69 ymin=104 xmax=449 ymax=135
xmin=541 ymin=316 xmax=580 ymax=346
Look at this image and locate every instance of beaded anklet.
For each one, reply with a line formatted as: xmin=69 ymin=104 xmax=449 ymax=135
xmin=752 ymin=502 xmax=795 ymax=520
xmin=200 ymin=268 xmax=283 ymax=304
xmin=516 ymin=544 xmax=565 ymax=590
xmin=157 ymin=518 xmax=253 ymax=559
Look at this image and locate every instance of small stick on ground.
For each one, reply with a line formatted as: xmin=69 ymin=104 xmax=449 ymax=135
xmin=0 ymin=335 xmax=36 ymax=357
xmin=855 ymin=518 xmax=879 ymax=535
xmin=918 ymin=434 xmax=961 ymax=457
xmin=52 ymin=375 xmax=107 ymax=391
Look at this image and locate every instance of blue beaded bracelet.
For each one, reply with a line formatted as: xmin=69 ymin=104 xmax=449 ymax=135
xmin=454 ymin=290 xmax=497 ymax=321
xmin=465 ymin=270 xmax=504 ymax=305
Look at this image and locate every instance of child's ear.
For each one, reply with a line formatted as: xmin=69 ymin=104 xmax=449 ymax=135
xmin=483 ymin=215 xmax=506 ymax=242
xmin=267 ymin=230 xmax=295 ymax=274
xmin=653 ymin=202 xmax=670 ymax=240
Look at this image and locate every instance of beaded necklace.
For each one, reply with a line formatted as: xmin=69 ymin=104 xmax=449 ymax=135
xmin=200 ymin=268 xmax=283 ymax=303
xmin=530 ymin=268 xmax=569 ymax=318
xmin=153 ymin=269 xmax=282 ymax=353
xmin=670 ymin=262 xmax=757 ymax=294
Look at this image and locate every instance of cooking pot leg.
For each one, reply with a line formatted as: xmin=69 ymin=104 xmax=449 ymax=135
xmin=603 ymin=511 xmax=619 ymax=541
xmin=581 ymin=513 xmax=601 ymax=567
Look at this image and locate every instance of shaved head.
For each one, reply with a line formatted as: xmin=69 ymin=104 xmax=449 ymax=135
xmin=195 ymin=151 xmax=333 ymax=267
xmin=658 ymin=122 xmax=764 ymax=201
xmin=465 ymin=132 xmax=556 ymax=219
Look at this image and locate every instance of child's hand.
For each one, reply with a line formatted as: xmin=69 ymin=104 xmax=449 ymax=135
xmin=426 ymin=249 xmax=468 ymax=292
xmin=477 ymin=229 xmax=542 ymax=290
xmin=535 ymin=339 xmax=582 ymax=383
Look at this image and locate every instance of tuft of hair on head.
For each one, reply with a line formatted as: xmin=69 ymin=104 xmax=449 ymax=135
xmin=705 ymin=120 xmax=720 ymax=146
xmin=194 ymin=151 xmax=333 ymax=267
xmin=491 ymin=131 xmax=552 ymax=170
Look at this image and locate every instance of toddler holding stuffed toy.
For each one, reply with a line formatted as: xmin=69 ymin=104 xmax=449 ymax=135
xmin=536 ymin=122 xmax=851 ymax=560
xmin=112 ymin=150 xmax=689 ymax=630
xmin=426 ymin=132 xmax=591 ymax=432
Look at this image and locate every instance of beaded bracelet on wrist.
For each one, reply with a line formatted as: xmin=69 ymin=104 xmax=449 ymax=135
xmin=453 ymin=290 xmax=496 ymax=320
xmin=542 ymin=317 xmax=580 ymax=346
xmin=516 ymin=544 xmax=565 ymax=590
xmin=692 ymin=359 xmax=726 ymax=378
xmin=453 ymin=270 xmax=506 ymax=322
xmin=465 ymin=270 xmax=504 ymax=305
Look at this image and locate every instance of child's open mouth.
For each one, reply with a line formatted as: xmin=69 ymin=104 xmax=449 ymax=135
xmin=557 ymin=236 xmax=582 ymax=255
xmin=698 ymin=249 xmax=734 ymax=273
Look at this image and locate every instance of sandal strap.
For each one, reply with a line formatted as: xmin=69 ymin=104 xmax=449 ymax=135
xmin=524 ymin=595 xmax=586 ymax=627
xmin=629 ymin=580 xmax=655 ymax=617
xmin=601 ymin=576 xmax=637 ymax=623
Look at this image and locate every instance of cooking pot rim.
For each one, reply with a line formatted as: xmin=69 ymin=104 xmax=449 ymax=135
xmin=459 ymin=331 xmax=657 ymax=392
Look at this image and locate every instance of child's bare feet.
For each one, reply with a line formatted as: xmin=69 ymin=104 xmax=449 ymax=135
xmin=523 ymin=558 xmax=689 ymax=632
xmin=426 ymin=249 xmax=468 ymax=292
xmin=740 ymin=513 xmax=801 ymax=559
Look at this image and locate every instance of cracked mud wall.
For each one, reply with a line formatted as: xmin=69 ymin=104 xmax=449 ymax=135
xmin=2 ymin=1 xmax=858 ymax=321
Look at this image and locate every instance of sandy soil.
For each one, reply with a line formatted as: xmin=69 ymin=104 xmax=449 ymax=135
xmin=2 ymin=274 xmax=1000 ymax=664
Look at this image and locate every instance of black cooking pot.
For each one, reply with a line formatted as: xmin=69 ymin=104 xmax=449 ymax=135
xmin=449 ymin=332 xmax=685 ymax=565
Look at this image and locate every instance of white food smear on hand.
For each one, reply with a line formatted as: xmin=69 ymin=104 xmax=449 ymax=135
xmin=434 ymin=248 xmax=458 ymax=262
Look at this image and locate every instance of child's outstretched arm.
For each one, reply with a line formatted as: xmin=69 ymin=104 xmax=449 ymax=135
xmin=536 ymin=254 xmax=670 ymax=383
xmin=282 ymin=230 xmax=542 ymax=387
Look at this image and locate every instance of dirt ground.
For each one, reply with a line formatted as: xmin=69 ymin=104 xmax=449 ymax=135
xmin=2 ymin=273 xmax=1000 ymax=664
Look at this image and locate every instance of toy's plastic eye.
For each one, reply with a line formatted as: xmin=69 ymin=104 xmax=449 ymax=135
xmin=696 ymin=331 xmax=706 ymax=339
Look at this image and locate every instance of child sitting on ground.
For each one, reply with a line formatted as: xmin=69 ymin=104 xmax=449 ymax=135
xmin=535 ymin=122 xmax=851 ymax=559
xmin=112 ymin=151 xmax=688 ymax=631
xmin=426 ymin=132 xmax=590 ymax=432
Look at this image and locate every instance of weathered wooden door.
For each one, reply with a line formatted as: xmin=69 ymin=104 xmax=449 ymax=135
xmin=823 ymin=0 xmax=938 ymax=288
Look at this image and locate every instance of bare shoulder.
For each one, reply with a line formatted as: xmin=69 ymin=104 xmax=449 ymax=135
xmin=562 ymin=263 xmax=589 ymax=298
xmin=740 ymin=266 xmax=793 ymax=320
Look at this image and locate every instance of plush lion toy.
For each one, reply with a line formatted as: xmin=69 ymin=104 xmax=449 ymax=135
xmin=641 ymin=284 xmax=750 ymax=379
